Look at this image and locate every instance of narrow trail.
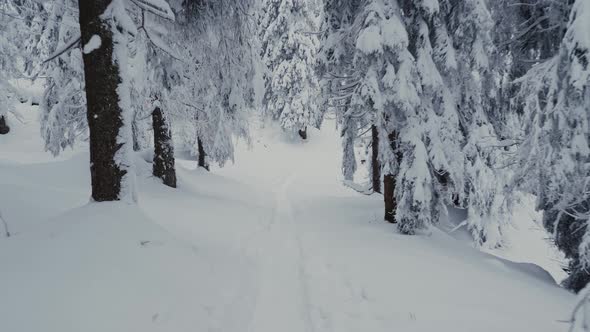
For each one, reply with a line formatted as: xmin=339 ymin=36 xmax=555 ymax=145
xmin=247 ymin=173 xmax=314 ymax=332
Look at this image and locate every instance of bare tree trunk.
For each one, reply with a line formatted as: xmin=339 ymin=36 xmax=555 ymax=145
xmin=371 ymin=125 xmax=381 ymax=193
xmin=197 ymin=137 xmax=209 ymax=171
xmin=383 ymin=131 xmax=399 ymax=223
xmin=78 ymin=0 xmax=126 ymax=201
xmin=298 ymin=127 xmax=307 ymax=140
xmin=152 ymin=107 xmax=176 ymax=188
xmin=0 ymin=116 xmax=9 ymax=135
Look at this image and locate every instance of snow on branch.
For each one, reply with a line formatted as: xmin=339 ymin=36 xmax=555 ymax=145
xmin=43 ymin=33 xmax=81 ymax=64
xmin=129 ymin=0 xmax=175 ymax=21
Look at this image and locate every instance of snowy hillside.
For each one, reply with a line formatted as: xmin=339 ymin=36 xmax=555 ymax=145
xmin=0 ymin=106 xmax=575 ymax=332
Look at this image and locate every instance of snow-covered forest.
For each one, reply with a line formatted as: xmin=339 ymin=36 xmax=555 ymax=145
xmin=0 ymin=0 xmax=589 ymax=331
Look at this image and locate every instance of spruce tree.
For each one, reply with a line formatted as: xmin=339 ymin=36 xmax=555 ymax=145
xmin=513 ymin=0 xmax=590 ymax=292
xmin=259 ymin=0 xmax=322 ymax=139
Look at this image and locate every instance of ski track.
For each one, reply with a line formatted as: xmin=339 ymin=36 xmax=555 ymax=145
xmin=245 ymin=173 xmax=315 ymax=332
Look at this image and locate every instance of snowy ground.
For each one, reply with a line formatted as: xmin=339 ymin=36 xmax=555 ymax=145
xmin=0 ymin=105 xmax=576 ymax=331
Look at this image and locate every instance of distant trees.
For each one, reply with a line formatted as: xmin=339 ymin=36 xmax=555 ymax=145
xmin=319 ymin=0 xmax=505 ymax=237
xmin=172 ymin=0 xmax=255 ymax=168
xmin=259 ymin=0 xmax=322 ymax=139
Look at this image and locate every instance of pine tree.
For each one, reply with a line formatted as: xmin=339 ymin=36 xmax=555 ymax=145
xmin=39 ymin=0 xmax=87 ymax=155
xmin=319 ymin=0 xmax=362 ymax=186
xmin=446 ymin=0 xmax=509 ymax=246
xmin=172 ymin=0 xmax=255 ymax=168
xmin=259 ymin=0 xmax=322 ymax=139
xmin=513 ymin=0 xmax=590 ymax=292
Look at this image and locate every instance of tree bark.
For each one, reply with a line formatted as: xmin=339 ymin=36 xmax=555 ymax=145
xmin=197 ymin=136 xmax=210 ymax=171
xmin=0 ymin=116 xmax=9 ymax=135
xmin=78 ymin=0 xmax=126 ymax=201
xmin=298 ymin=127 xmax=307 ymax=140
xmin=383 ymin=131 xmax=400 ymax=223
xmin=371 ymin=125 xmax=381 ymax=194
xmin=152 ymin=107 xmax=177 ymax=188
xmin=383 ymin=174 xmax=397 ymax=223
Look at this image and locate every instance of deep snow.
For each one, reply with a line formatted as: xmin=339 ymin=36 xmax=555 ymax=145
xmin=0 ymin=105 xmax=576 ymax=331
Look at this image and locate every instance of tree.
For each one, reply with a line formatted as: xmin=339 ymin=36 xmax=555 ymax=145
xmin=259 ymin=0 xmax=322 ymax=139
xmin=446 ymin=0 xmax=510 ymax=246
xmin=512 ymin=0 xmax=589 ymax=292
xmin=371 ymin=125 xmax=381 ymax=193
xmin=78 ymin=0 xmax=138 ymax=202
xmin=130 ymin=7 xmax=180 ymax=187
xmin=39 ymin=0 xmax=87 ymax=155
xmin=172 ymin=0 xmax=255 ymax=169
xmin=0 ymin=0 xmax=28 ymax=136
xmin=318 ymin=0 xmax=362 ymax=186
xmin=152 ymin=106 xmax=176 ymax=187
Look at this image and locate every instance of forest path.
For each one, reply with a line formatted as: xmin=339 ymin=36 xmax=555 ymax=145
xmin=246 ymin=173 xmax=315 ymax=332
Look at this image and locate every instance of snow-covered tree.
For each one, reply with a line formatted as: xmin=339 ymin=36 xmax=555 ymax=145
xmin=130 ymin=8 xmax=180 ymax=187
xmin=39 ymin=0 xmax=87 ymax=155
xmin=445 ymin=0 xmax=510 ymax=247
xmin=71 ymin=0 xmax=173 ymax=201
xmin=320 ymin=0 xmax=508 ymax=238
xmin=171 ymin=0 xmax=255 ymax=169
xmin=0 ymin=0 xmax=34 ymax=135
xmin=259 ymin=0 xmax=322 ymax=139
xmin=319 ymin=0 xmax=362 ymax=186
xmin=513 ymin=0 xmax=590 ymax=292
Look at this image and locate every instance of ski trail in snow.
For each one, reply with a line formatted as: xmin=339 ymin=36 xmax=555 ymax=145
xmin=247 ymin=173 xmax=315 ymax=332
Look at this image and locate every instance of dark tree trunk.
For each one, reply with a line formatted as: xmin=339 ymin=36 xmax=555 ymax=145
xmin=197 ymin=137 xmax=209 ymax=171
xmin=371 ymin=125 xmax=381 ymax=194
xmin=78 ymin=0 xmax=126 ymax=201
xmin=383 ymin=174 xmax=397 ymax=223
xmin=383 ymin=131 xmax=400 ymax=223
xmin=0 ymin=116 xmax=9 ymax=135
xmin=298 ymin=127 xmax=308 ymax=140
xmin=152 ymin=107 xmax=177 ymax=188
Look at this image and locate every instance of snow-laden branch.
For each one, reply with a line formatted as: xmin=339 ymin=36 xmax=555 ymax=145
xmin=129 ymin=0 xmax=175 ymax=21
xmin=43 ymin=33 xmax=81 ymax=64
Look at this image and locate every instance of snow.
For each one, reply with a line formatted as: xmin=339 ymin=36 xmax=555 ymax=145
xmin=0 ymin=106 xmax=577 ymax=331
xmin=83 ymin=35 xmax=101 ymax=54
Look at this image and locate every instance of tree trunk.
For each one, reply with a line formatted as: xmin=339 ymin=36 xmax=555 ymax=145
xmin=0 ymin=116 xmax=9 ymax=135
xmin=78 ymin=0 xmax=126 ymax=201
xmin=298 ymin=127 xmax=308 ymax=140
xmin=383 ymin=174 xmax=397 ymax=223
xmin=132 ymin=116 xmax=141 ymax=152
xmin=152 ymin=107 xmax=177 ymax=188
xmin=197 ymin=137 xmax=210 ymax=171
xmin=383 ymin=131 xmax=400 ymax=223
xmin=371 ymin=125 xmax=381 ymax=194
